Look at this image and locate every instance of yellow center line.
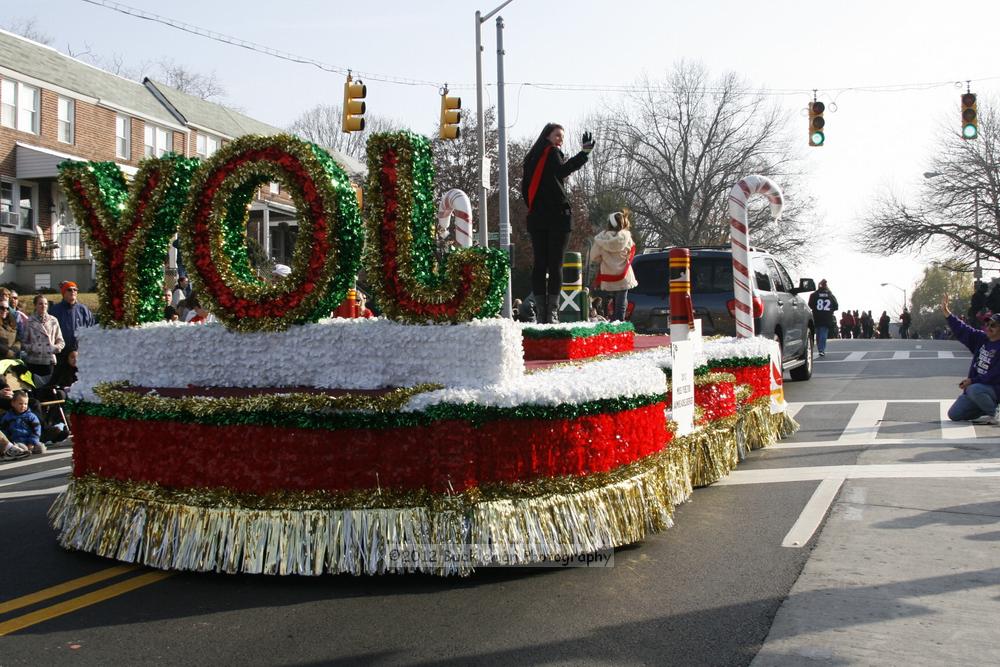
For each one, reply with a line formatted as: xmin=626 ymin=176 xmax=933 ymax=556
xmin=0 ymin=570 xmax=172 ymax=636
xmin=0 ymin=565 xmax=136 ymax=615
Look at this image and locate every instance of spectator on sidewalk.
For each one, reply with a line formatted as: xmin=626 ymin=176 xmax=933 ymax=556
xmin=183 ymin=293 xmax=215 ymax=324
xmin=22 ymin=295 xmax=65 ymax=379
xmin=6 ymin=290 xmax=28 ymax=340
xmin=49 ymin=282 xmax=95 ymax=359
xmin=900 ymin=308 xmax=912 ymax=339
xmin=1 ymin=390 xmax=43 ymax=454
xmin=171 ymin=275 xmax=192 ymax=308
xmin=163 ymin=288 xmax=178 ymax=322
xmin=877 ymin=311 xmax=891 ymax=338
xmin=0 ymin=298 xmax=21 ymax=361
xmin=942 ymin=294 xmax=1000 ymax=423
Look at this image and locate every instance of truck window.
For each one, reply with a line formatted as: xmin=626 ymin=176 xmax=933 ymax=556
xmin=774 ymin=261 xmax=796 ymax=292
xmin=752 ymin=257 xmax=772 ymax=292
xmin=764 ymin=259 xmax=787 ymax=293
xmin=632 ymin=256 xmax=733 ymax=295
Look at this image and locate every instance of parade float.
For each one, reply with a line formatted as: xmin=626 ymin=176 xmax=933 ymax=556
xmin=49 ymin=132 xmax=795 ymax=576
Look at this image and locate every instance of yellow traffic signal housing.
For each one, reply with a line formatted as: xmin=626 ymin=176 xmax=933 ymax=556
xmin=439 ymin=91 xmax=461 ymax=140
xmin=808 ymin=101 xmax=825 ymax=147
xmin=342 ymin=75 xmax=366 ymax=133
xmin=961 ymin=92 xmax=978 ymax=140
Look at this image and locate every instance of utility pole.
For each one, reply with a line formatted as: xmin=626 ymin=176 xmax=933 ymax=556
xmin=975 ymin=190 xmax=982 ymax=280
xmin=495 ymin=15 xmax=512 ymax=317
xmin=474 ymin=10 xmax=488 ymax=248
xmin=474 ymin=0 xmax=514 ymax=250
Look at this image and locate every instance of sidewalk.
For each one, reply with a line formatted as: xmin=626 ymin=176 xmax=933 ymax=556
xmin=752 ymin=473 xmax=1000 ymax=665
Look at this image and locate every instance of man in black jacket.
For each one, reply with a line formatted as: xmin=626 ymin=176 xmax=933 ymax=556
xmin=808 ymin=279 xmax=839 ymax=357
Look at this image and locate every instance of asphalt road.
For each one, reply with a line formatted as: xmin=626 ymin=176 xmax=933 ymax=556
xmin=0 ymin=336 xmax=979 ymax=666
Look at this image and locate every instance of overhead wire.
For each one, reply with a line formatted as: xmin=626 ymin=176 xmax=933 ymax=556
xmin=83 ymin=0 xmax=1000 ymax=99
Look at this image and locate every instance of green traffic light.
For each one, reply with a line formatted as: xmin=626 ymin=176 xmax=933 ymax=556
xmin=963 ymin=123 xmax=978 ymax=139
xmin=810 ymin=131 xmax=825 ymax=146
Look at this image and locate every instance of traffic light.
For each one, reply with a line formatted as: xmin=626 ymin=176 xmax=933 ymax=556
xmin=808 ymin=101 xmax=825 ymax=147
xmin=342 ymin=74 xmax=366 ymax=133
xmin=961 ymin=92 xmax=978 ymax=140
xmin=439 ymin=88 xmax=461 ymax=140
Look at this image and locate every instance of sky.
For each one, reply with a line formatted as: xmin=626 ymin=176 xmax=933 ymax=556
xmin=16 ymin=0 xmax=1000 ymax=318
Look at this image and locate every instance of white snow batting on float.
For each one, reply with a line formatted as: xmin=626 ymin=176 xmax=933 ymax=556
xmin=436 ymin=188 xmax=473 ymax=248
xmin=728 ymin=175 xmax=784 ymax=338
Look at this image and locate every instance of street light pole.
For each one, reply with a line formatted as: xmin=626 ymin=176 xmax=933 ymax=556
xmin=974 ymin=190 xmax=982 ymax=280
xmin=474 ymin=11 xmax=488 ymax=249
xmin=474 ymin=0 xmax=515 ymax=250
xmin=880 ymin=282 xmax=906 ymax=313
xmin=495 ymin=15 xmax=513 ymax=318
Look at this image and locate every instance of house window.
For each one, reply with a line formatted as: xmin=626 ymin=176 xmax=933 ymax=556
xmin=144 ymin=123 xmax=173 ymax=157
xmin=0 ymin=79 xmax=39 ymax=133
xmin=196 ymin=133 xmax=220 ymax=158
xmin=1 ymin=80 xmax=14 ymax=128
xmin=0 ymin=181 xmax=37 ymax=230
xmin=58 ymin=96 xmax=75 ymax=144
xmin=0 ymin=182 xmax=13 ymax=228
xmin=18 ymin=183 xmax=35 ymax=231
xmin=269 ymin=182 xmax=279 ymax=194
xmin=116 ymin=115 xmax=131 ymax=159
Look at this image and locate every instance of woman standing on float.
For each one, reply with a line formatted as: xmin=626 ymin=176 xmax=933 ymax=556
xmin=520 ymin=123 xmax=594 ymax=323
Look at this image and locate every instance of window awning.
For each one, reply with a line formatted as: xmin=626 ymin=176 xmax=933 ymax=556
xmin=16 ymin=142 xmax=137 ymax=179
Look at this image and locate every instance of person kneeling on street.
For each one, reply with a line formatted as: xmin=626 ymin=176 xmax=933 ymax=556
xmin=0 ymin=390 xmax=44 ymax=454
xmin=942 ymin=295 xmax=1000 ymax=423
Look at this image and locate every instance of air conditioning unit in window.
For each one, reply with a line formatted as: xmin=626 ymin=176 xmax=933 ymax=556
xmin=0 ymin=211 xmax=19 ymax=228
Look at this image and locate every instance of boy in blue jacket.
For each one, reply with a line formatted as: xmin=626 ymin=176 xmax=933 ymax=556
xmin=942 ymin=295 xmax=1000 ymax=423
xmin=0 ymin=390 xmax=43 ymax=454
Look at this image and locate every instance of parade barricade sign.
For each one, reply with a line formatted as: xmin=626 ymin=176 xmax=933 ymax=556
xmin=671 ymin=339 xmax=695 ymax=435
xmin=769 ymin=339 xmax=786 ymax=414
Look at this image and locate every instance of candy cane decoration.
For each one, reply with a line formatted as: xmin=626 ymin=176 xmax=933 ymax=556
xmin=436 ymin=188 xmax=473 ymax=248
xmin=728 ymin=175 xmax=784 ymax=337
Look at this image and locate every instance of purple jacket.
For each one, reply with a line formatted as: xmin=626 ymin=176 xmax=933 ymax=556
xmin=947 ymin=314 xmax=1000 ymax=387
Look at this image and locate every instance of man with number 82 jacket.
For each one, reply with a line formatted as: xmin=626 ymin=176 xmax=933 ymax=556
xmin=808 ymin=278 xmax=839 ymax=357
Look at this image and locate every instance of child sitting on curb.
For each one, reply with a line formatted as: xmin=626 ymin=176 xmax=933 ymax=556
xmin=1 ymin=390 xmax=44 ymax=455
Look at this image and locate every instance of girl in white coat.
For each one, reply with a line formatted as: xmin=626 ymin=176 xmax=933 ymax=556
xmin=590 ymin=210 xmax=638 ymax=321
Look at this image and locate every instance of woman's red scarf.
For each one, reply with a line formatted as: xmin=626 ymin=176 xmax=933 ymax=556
xmin=526 ymin=145 xmax=552 ymax=211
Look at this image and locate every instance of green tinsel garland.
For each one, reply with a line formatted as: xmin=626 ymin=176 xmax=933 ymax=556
xmin=57 ymin=155 xmax=200 ymax=326
xmin=178 ymin=134 xmax=364 ymax=331
xmin=70 ymin=385 xmax=667 ymax=432
xmin=521 ymin=322 xmax=636 ymax=339
xmin=363 ymin=132 xmax=509 ymax=323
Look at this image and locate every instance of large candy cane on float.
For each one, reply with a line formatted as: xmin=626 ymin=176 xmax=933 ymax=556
xmin=728 ymin=175 xmax=784 ymax=337
xmin=436 ymin=188 xmax=473 ymax=248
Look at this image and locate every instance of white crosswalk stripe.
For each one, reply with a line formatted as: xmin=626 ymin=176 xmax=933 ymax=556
xmin=0 ymin=451 xmax=74 ymax=501
xmin=816 ymin=350 xmax=970 ymax=363
xmin=776 ymin=399 xmax=1000 ymax=449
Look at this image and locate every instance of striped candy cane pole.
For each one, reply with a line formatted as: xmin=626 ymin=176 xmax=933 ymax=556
xmin=436 ymin=188 xmax=473 ymax=248
xmin=728 ymin=175 xmax=784 ymax=338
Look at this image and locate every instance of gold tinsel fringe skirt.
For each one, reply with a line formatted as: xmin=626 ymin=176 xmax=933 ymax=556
xmin=49 ymin=405 xmax=796 ymax=577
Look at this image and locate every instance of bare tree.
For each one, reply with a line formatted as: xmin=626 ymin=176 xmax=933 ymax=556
xmin=586 ymin=62 xmax=814 ymax=260
xmin=288 ymin=104 xmax=402 ymax=161
xmin=430 ymin=107 xmax=499 ymax=236
xmin=2 ymin=17 xmax=53 ymax=45
xmin=155 ymin=58 xmax=227 ymax=101
xmin=862 ymin=97 xmax=1000 ymax=272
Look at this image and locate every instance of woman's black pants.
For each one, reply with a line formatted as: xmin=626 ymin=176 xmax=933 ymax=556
xmin=529 ymin=227 xmax=570 ymax=299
